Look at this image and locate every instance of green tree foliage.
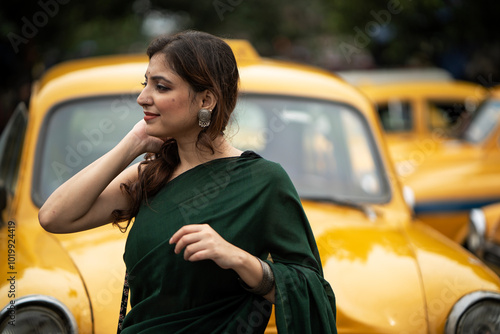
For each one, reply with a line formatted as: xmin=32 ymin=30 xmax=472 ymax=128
xmin=329 ymin=0 xmax=500 ymax=83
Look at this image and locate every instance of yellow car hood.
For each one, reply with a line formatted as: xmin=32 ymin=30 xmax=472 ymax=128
xmin=301 ymin=200 xmax=500 ymax=333
xmin=401 ymin=140 xmax=500 ymax=205
xmin=394 ymin=139 xmax=480 ymax=174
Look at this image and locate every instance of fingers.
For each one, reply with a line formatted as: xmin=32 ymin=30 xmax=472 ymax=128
xmin=175 ymin=232 xmax=209 ymax=258
xmin=184 ymin=245 xmax=211 ymax=262
xmin=169 ymin=224 xmax=206 ymax=246
xmin=169 ymin=224 xmax=214 ymax=260
xmin=170 ymin=224 xmax=241 ymax=269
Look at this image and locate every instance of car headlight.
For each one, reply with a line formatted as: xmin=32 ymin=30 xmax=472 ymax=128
xmin=466 ymin=208 xmax=486 ymax=256
xmin=0 ymin=295 xmax=78 ymax=334
xmin=445 ymin=291 xmax=500 ymax=334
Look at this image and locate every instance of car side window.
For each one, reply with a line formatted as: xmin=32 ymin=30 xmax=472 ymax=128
xmin=463 ymin=100 xmax=500 ymax=144
xmin=0 ymin=103 xmax=28 ymax=194
xmin=427 ymin=101 xmax=472 ymax=135
xmin=376 ymin=99 xmax=412 ymax=132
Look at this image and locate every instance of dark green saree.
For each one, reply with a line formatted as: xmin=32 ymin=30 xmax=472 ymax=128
xmin=121 ymin=151 xmax=337 ymax=333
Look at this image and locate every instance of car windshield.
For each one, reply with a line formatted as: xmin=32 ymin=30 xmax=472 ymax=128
xmin=462 ymin=99 xmax=500 ymax=144
xmin=34 ymin=94 xmax=390 ymax=206
xmin=228 ymin=95 xmax=390 ymax=203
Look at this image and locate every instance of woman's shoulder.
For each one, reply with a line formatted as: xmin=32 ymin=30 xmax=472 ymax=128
xmin=240 ymin=150 xmax=282 ymax=169
xmin=239 ymin=151 xmax=291 ymax=183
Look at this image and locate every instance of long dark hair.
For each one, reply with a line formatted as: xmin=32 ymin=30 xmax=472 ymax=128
xmin=112 ymin=30 xmax=240 ymax=231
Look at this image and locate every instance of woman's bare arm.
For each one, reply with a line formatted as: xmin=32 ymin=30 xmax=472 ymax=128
xmin=38 ymin=120 xmax=164 ymax=233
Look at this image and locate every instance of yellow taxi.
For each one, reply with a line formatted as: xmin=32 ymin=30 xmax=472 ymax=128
xmin=352 ymin=75 xmax=488 ymax=176
xmin=399 ymin=86 xmax=500 ymax=244
xmin=1 ymin=41 xmax=500 ymax=333
xmin=467 ymin=201 xmax=500 ymax=275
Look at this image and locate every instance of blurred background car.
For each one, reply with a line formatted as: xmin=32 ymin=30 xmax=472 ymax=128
xmin=1 ymin=42 xmax=500 ymax=334
xmin=338 ymin=69 xmax=488 ymax=177
xmin=398 ymin=86 xmax=500 ymax=245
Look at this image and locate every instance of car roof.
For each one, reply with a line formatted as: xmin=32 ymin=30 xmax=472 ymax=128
xmin=337 ymin=68 xmax=454 ymax=86
xmin=357 ymin=80 xmax=487 ymax=100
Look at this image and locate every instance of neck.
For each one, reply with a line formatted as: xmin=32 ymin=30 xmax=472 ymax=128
xmin=175 ymin=134 xmax=242 ymax=172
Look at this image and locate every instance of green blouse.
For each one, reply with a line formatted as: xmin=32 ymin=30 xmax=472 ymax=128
xmin=121 ymin=151 xmax=337 ymax=333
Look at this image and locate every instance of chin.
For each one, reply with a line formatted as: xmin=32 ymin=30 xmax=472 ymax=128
xmin=145 ymin=128 xmax=168 ymax=140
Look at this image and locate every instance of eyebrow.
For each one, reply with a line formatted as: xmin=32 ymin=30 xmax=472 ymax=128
xmin=145 ymin=74 xmax=174 ymax=85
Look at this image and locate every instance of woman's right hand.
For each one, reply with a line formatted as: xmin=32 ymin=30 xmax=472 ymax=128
xmin=128 ymin=120 xmax=167 ymax=154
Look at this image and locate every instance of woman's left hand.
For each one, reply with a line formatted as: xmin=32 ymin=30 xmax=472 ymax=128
xmin=170 ymin=223 xmax=275 ymax=303
xmin=169 ymin=224 xmax=241 ymax=270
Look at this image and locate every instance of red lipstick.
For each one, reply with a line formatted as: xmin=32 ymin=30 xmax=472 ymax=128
xmin=144 ymin=112 xmax=159 ymax=121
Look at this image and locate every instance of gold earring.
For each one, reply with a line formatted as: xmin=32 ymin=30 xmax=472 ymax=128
xmin=198 ymin=109 xmax=212 ymax=127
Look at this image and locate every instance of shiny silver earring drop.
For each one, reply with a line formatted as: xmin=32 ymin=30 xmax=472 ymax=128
xmin=198 ymin=109 xmax=212 ymax=127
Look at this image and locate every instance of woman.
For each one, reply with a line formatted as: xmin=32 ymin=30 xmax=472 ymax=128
xmin=39 ymin=30 xmax=337 ymax=333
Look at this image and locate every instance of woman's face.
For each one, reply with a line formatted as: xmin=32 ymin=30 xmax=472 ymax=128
xmin=137 ymin=53 xmax=204 ymax=141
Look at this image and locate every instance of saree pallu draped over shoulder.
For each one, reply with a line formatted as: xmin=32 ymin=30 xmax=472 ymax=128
xmin=121 ymin=151 xmax=337 ymax=333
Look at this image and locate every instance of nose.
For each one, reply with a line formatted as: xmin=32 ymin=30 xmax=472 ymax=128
xmin=137 ymin=89 xmax=152 ymax=107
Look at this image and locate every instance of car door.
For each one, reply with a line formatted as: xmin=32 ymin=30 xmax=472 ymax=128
xmin=0 ymin=103 xmax=28 ymax=223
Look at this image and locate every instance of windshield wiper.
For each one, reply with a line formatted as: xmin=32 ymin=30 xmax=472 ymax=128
xmin=301 ymin=195 xmax=377 ymax=221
